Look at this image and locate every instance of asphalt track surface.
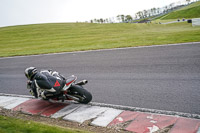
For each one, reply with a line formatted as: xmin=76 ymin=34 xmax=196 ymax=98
xmin=0 ymin=43 xmax=200 ymax=114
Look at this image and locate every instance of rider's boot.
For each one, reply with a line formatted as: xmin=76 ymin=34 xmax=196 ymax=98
xmin=41 ymin=91 xmax=49 ymax=100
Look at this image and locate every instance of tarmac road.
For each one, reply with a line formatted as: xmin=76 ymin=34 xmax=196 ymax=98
xmin=0 ymin=43 xmax=200 ymax=114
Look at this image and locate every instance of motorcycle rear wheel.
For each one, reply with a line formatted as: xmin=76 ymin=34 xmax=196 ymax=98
xmin=68 ymin=85 xmax=92 ymax=104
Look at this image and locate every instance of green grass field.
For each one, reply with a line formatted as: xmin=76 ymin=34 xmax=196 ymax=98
xmin=0 ymin=115 xmax=90 ymax=133
xmin=160 ymin=1 xmax=200 ymax=19
xmin=0 ymin=22 xmax=200 ymax=57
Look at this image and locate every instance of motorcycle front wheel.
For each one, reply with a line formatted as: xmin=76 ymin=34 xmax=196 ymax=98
xmin=68 ymin=85 xmax=92 ymax=104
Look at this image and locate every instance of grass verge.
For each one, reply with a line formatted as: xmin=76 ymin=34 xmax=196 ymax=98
xmin=0 ymin=22 xmax=200 ymax=57
xmin=0 ymin=115 xmax=89 ymax=133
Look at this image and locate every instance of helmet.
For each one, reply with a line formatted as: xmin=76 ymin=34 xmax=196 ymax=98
xmin=25 ymin=67 xmax=37 ymax=80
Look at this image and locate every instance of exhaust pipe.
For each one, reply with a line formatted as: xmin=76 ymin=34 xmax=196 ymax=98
xmin=66 ymin=94 xmax=80 ymax=101
xmin=75 ymin=80 xmax=88 ymax=86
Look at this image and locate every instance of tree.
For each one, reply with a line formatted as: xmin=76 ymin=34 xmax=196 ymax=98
xmin=105 ymin=18 xmax=109 ymax=23
xmin=153 ymin=8 xmax=157 ymax=15
xmin=117 ymin=15 xmax=125 ymax=22
xmin=157 ymin=8 xmax=160 ymax=14
xmin=135 ymin=14 xmax=138 ymax=19
xmin=125 ymin=15 xmax=133 ymax=22
xmin=121 ymin=15 xmax=125 ymax=22
xmin=164 ymin=6 xmax=168 ymax=13
xmin=100 ymin=18 xmax=104 ymax=23
xmin=186 ymin=0 xmax=191 ymax=4
xmin=136 ymin=11 xmax=144 ymax=19
xmin=117 ymin=15 xmax=122 ymax=22
xmin=97 ymin=19 xmax=100 ymax=23
xmin=143 ymin=10 xmax=148 ymax=18
xmin=151 ymin=8 xmax=154 ymax=15
xmin=169 ymin=3 xmax=175 ymax=10
xmin=147 ymin=9 xmax=152 ymax=17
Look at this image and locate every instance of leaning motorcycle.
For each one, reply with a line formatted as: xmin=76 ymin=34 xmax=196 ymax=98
xmin=29 ymin=75 xmax=92 ymax=104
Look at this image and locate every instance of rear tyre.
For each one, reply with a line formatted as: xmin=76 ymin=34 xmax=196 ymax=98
xmin=68 ymin=85 xmax=92 ymax=104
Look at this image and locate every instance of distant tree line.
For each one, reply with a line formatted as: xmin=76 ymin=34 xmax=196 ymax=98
xmin=90 ymin=0 xmax=199 ymax=23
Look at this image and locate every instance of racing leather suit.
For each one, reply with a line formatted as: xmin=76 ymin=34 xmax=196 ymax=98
xmin=27 ymin=70 xmax=65 ymax=99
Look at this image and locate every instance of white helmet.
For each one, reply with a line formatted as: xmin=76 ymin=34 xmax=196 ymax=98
xmin=25 ymin=67 xmax=37 ymax=80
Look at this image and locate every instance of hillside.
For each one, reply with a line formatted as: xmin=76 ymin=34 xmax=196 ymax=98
xmin=0 ymin=22 xmax=200 ymax=57
xmin=161 ymin=1 xmax=200 ymax=19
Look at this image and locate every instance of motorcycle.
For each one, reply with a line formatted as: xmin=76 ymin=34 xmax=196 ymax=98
xmin=31 ymin=75 xmax=92 ymax=104
xmin=60 ymin=75 xmax=92 ymax=104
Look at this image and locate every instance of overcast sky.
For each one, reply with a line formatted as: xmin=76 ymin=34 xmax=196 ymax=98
xmin=0 ymin=0 xmax=180 ymax=27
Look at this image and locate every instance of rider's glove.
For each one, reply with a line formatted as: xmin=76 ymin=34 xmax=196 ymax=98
xmin=27 ymin=80 xmax=32 ymax=89
xmin=29 ymin=90 xmax=34 ymax=96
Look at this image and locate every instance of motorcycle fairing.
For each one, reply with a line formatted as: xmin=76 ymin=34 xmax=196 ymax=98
xmin=62 ymin=75 xmax=77 ymax=91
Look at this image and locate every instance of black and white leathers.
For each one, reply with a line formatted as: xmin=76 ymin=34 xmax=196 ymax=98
xmin=29 ymin=70 xmax=65 ymax=98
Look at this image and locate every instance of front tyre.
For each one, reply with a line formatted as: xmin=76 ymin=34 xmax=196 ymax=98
xmin=68 ymin=85 xmax=92 ymax=104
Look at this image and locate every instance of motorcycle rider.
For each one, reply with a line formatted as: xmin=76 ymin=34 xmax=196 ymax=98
xmin=25 ymin=67 xmax=66 ymax=100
